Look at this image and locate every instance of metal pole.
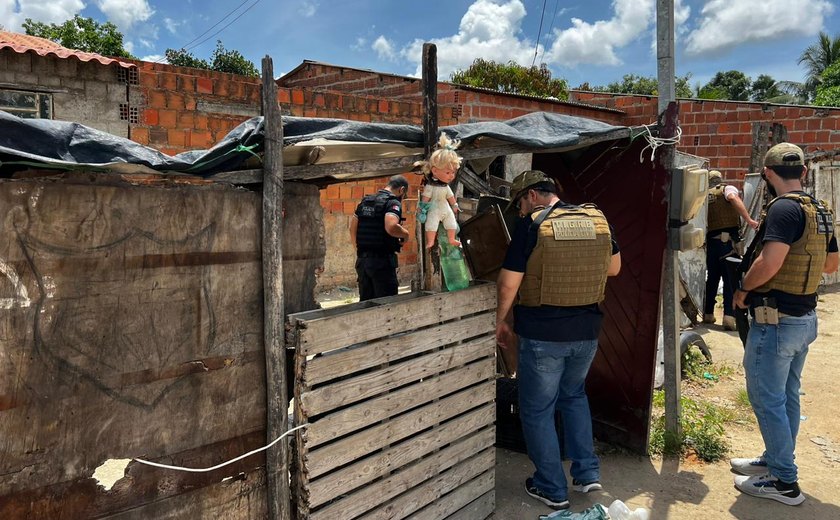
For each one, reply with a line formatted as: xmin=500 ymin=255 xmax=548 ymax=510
xmin=657 ymin=0 xmax=682 ymax=450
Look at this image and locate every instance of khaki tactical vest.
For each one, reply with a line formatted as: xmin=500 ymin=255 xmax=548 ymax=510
xmin=754 ymin=194 xmax=834 ymax=295
xmin=707 ymin=184 xmax=741 ymax=232
xmin=519 ymin=204 xmax=612 ymax=307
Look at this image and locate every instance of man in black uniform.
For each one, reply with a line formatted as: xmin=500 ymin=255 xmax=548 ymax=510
xmin=730 ymin=143 xmax=838 ymax=506
xmin=349 ymin=175 xmax=410 ymax=301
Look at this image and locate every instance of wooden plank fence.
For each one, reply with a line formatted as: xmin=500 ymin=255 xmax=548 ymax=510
xmin=287 ymin=283 xmax=497 ymax=520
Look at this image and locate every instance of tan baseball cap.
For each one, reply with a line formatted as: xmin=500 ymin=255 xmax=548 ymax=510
xmin=708 ymin=170 xmax=722 ymax=180
xmin=764 ymin=143 xmax=804 ymax=168
xmin=506 ymin=170 xmax=554 ymax=210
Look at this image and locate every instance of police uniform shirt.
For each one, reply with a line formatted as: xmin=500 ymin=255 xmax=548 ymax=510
xmin=756 ymin=191 xmax=838 ymax=315
xmin=502 ymin=209 xmax=620 ymax=342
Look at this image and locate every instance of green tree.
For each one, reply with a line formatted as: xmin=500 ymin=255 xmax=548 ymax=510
xmin=22 ymin=15 xmax=133 ymax=58
xmin=750 ymin=74 xmax=782 ymax=101
xmin=590 ymin=73 xmax=692 ymax=98
xmin=165 ymin=48 xmax=210 ymax=69
xmin=696 ymin=85 xmax=727 ymax=100
xmin=163 ymin=41 xmax=259 ymax=77
xmin=450 ymin=59 xmax=568 ymax=100
xmin=700 ymin=70 xmax=752 ymax=101
xmin=799 ymin=32 xmax=840 ymax=100
xmin=814 ymin=61 xmax=840 ymax=107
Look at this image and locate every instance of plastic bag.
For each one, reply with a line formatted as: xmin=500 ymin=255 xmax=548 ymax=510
xmin=607 ymin=499 xmax=650 ymax=520
xmin=539 ymin=503 xmax=608 ymax=520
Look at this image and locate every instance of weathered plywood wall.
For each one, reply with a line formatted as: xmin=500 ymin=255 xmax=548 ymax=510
xmin=0 ymin=174 xmax=324 ymax=518
xmin=288 ymin=284 xmax=497 ymax=520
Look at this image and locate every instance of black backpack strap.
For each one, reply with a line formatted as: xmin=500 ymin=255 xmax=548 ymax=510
xmin=524 ymin=201 xmax=564 ymax=258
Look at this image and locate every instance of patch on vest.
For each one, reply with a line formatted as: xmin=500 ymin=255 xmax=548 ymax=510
xmin=551 ymin=219 xmax=596 ymax=240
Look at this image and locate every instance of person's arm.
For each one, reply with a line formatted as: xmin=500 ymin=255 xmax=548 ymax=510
xmin=349 ymin=215 xmax=358 ymax=249
xmin=733 ymin=241 xmax=790 ymax=308
xmin=495 ymin=268 xmax=524 ymax=350
xmin=725 ymin=189 xmax=759 ymax=230
xmin=825 ymin=236 xmax=839 ymax=274
xmin=825 ymin=252 xmax=839 ymax=274
xmin=384 ymin=213 xmax=410 ymax=239
xmin=608 ymin=252 xmax=621 ymax=276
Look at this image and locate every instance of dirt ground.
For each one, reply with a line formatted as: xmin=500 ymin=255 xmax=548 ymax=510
xmin=491 ymin=285 xmax=840 ymax=520
xmin=315 ymin=285 xmax=840 ymax=519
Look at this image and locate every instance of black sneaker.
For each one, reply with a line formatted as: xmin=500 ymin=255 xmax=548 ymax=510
xmin=734 ymin=474 xmax=805 ymax=506
xmin=572 ymin=479 xmax=603 ymax=493
xmin=525 ymin=478 xmax=570 ymax=510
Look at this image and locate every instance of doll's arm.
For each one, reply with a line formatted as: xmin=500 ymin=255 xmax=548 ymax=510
xmin=446 ymin=194 xmax=459 ymax=213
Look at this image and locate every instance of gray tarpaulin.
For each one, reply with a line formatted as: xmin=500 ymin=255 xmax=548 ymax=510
xmin=0 ymin=109 xmax=628 ymax=177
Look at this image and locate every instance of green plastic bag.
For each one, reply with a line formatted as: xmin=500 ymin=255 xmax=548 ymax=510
xmin=539 ymin=503 xmax=608 ymax=520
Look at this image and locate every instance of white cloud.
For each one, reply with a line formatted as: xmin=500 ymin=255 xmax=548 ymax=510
xmin=140 ymin=53 xmax=162 ymax=62
xmin=372 ymin=35 xmax=396 ymax=61
xmin=685 ymin=0 xmax=835 ymax=55
xmin=402 ymin=0 xmax=538 ymax=78
xmin=299 ymin=0 xmax=318 ymax=18
xmin=352 ymin=37 xmax=367 ymax=51
xmin=0 ymin=0 xmax=85 ymax=31
xmin=95 ymin=0 xmax=154 ymax=30
xmin=545 ymin=0 xmax=654 ymax=67
xmin=163 ymin=17 xmax=181 ymax=35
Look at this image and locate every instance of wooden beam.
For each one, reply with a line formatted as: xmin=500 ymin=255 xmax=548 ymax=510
xmin=261 ymin=56 xmax=290 ymax=520
xmin=457 ymin=165 xmax=492 ymax=196
xmin=206 ymin=129 xmax=632 ymax=186
xmin=422 ymin=42 xmax=441 ymax=292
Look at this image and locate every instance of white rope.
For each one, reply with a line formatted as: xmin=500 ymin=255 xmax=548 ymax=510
xmin=133 ymin=423 xmax=307 ymax=473
xmin=638 ymin=124 xmax=682 ymax=163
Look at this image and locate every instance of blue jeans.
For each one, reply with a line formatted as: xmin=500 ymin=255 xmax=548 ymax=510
xmin=704 ymin=236 xmax=736 ymax=316
xmin=744 ymin=311 xmax=817 ymax=483
xmin=518 ymin=337 xmax=600 ymax=500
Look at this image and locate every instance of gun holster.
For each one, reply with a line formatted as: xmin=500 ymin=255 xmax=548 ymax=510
xmin=753 ymin=297 xmax=779 ymax=325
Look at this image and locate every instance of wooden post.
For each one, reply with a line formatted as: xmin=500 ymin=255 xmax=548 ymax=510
xmin=657 ymin=0 xmax=682 ymax=451
xmin=261 ymin=56 xmax=290 ymax=520
xmin=421 ymin=42 xmax=442 ymax=292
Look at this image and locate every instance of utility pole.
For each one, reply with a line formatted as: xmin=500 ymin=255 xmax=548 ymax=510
xmin=656 ymin=0 xmax=682 ymax=450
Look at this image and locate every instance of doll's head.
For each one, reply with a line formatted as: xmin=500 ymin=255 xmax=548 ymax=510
xmin=415 ymin=133 xmax=462 ymax=184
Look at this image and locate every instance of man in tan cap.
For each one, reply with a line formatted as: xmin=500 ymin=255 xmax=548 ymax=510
xmin=730 ymin=143 xmax=838 ymax=505
xmin=704 ymin=169 xmax=759 ymax=330
xmin=495 ymin=170 xmax=621 ymax=510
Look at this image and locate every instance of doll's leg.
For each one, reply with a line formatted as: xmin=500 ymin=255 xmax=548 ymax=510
xmin=445 ymin=228 xmax=461 ymax=247
xmin=424 ymin=230 xmax=437 ymax=249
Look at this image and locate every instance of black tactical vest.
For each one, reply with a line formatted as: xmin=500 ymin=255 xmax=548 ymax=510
xmin=355 ymin=191 xmax=402 ymax=254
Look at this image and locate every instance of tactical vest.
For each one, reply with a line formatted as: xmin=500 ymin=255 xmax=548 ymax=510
xmin=754 ymin=193 xmax=834 ymax=295
xmin=355 ymin=192 xmax=401 ymax=254
xmin=707 ymin=184 xmax=741 ymax=232
xmin=519 ymin=204 xmax=612 ymax=307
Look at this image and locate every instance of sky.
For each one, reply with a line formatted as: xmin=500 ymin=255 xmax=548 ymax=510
xmin=1 ymin=0 xmax=837 ymax=91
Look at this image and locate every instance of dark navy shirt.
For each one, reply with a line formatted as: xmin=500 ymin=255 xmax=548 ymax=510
xmin=751 ymin=192 xmax=838 ymax=316
xmin=502 ymin=209 xmax=619 ymax=342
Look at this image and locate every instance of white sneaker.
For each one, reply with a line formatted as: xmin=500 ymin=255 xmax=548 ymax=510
xmin=572 ymin=479 xmax=603 ymax=493
xmin=730 ymin=456 xmax=768 ymax=476
xmin=734 ymin=474 xmax=805 ymax=506
xmin=722 ymin=315 xmax=737 ymax=331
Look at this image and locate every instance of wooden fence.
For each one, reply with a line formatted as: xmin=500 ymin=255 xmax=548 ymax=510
xmin=287 ymin=283 xmax=497 ymax=519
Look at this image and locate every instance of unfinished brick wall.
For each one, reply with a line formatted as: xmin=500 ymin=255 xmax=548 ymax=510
xmin=280 ymin=61 xmax=625 ymax=125
xmin=571 ymin=91 xmax=840 ymax=184
xmin=129 ymin=60 xmax=262 ymax=155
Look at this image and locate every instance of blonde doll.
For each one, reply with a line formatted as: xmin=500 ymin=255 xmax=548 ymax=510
xmin=415 ymin=133 xmax=462 ymax=248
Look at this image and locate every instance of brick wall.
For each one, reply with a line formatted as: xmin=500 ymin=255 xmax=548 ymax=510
xmin=571 ymin=91 xmax=840 ymax=184
xmin=281 ymin=62 xmax=625 ymax=125
xmin=0 ymin=50 xmax=128 ymax=136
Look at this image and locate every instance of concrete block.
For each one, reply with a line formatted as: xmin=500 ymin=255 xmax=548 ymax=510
xmin=12 ymin=72 xmax=40 ymax=87
xmin=55 ymin=58 xmax=78 ymax=77
xmin=60 ymin=77 xmax=86 ymax=91
xmin=0 ymin=70 xmax=15 ymax=84
xmin=7 ymin=53 xmax=32 ymax=73
xmin=84 ymin=81 xmax=108 ymax=100
xmin=106 ymin=83 xmax=128 ymax=103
